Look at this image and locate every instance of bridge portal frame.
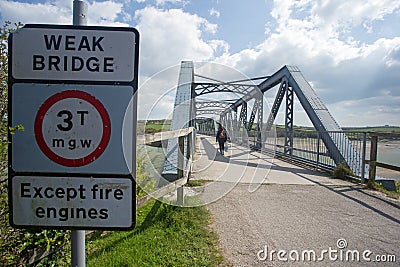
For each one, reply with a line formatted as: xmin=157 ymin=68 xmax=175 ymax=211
xmin=165 ymin=62 xmax=364 ymax=178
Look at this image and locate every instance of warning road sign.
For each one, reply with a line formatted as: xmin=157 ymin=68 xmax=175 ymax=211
xmin=34 ymin=90 xmax=111 ymax=167
xmin=10 ymin=83 xmax=133 ymax=174
xmin=11 ymin=176 xmax=135 ymax=229
xmin=8 ymin=24 xmax=139 ymax=230
xmin=10 ymin=24 xmax=138 ymax=82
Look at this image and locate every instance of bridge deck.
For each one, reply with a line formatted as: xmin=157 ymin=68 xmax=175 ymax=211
xmin=192 ymin=134 xmax=352 ymax=186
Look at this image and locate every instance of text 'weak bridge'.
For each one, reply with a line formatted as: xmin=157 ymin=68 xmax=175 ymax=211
xmin=162 ymin=61 xmax=366 ymax=180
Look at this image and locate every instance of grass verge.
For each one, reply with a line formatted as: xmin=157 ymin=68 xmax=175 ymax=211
xmin=86 ymin=200 xmax=223 ymax=267
xmin=371 ymin=181 xmax=400 ymax=200
xmin=186 ymin=179 xmax=214 ymax=187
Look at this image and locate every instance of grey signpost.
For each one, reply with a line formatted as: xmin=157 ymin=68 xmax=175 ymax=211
xmin=73 ymin=2 xmax=88 ymax=266
xmin=8 ymin=1 xmax=139 ymax=266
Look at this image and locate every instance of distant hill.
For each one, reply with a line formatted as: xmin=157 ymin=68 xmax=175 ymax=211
xmin=342 ymin=126 xmax=400 ymax=133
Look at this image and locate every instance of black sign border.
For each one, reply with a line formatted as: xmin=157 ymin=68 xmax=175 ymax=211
xmin=9 ymin=24 xmax=140 ymax=86
xmin=9 ymin=175 xmax=136 ymax=231
xmin=8 ymin=24 xmax=139 ymax=231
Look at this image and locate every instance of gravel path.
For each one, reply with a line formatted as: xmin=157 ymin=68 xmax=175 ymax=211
xmin=206 ymin=183 xmax=400 ymax=266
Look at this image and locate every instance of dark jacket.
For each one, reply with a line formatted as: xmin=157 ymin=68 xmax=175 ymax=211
xmin=216 ymin=126 xmax=227 ymax=142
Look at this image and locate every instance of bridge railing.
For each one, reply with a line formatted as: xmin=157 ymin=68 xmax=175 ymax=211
xmin=366 ymin=132 xmax=400 ymax=187
xmin=139 ymin=127 xmax=195 ymax=208
xmin=251 ymin=129 xmax=400 ymax=183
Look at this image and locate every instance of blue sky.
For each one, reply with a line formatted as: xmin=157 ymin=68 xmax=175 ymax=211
xmin=1 ymin=0 xmax=400 ymax=127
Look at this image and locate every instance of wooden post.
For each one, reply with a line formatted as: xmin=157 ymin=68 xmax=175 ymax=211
xmin=368 ymin=135 xmax=378 ymax=187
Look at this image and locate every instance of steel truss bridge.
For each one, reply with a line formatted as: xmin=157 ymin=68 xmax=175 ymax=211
xmin=163 ymin=61 xmax=364 ymax=178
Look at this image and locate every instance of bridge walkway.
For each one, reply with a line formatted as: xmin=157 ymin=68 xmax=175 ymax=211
xmin=192 ymin=134 xmax=352 ymax=187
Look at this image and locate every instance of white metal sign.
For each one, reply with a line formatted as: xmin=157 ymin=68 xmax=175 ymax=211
xmin=11 ymin=83 xmax=133 ymax=174
xmin=35 ymin=90 xmax=111 ymax=167
xmin=11 ymin=176 xmax=134 ymax=229
xmin=10 ymin=25 xmax=137 ymax=82
xmin=8 ymin=24 xmax=139 ymax=230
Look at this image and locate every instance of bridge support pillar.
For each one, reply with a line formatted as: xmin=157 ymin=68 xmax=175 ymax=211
xmin=239 ymin=102 xmax=247 ymax=144
xmin=256 ymin=96 xmax=263 ymax=149
xmin=284 ymin=85 xmax=294 ymax=156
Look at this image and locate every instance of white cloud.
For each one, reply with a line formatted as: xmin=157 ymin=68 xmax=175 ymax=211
xmin=209 ymin=8 xmax=220 ymax=18
xmin=155 ymin=0 xmax=187 ymax=6
xmin=134 ymin=7 xmax=223 ymax=75
xmin=87 ymin=1 xmax=128 ymax=26
xmin=134 ymin=7 xmax=232 ymax=119
xmin=0 ymin=0 xmax=128 ymax=26
xmin=1 ymin=0 xmax=399 ymax=126
xmin=0 ymin=0 xmax=71 ymax=24
xmin=214 ymin=0 xmax=400 ymax=126
xmin=329 ymin=94 xmax=400 ymax=127
xmin=310 ymin=0 xmax=400 ymax=27
xmin=209 ymin=40 xmax=229 ymax=56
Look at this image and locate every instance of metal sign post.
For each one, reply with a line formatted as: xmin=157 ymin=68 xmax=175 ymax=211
xmin=72 ymin=1 xmax=88 ymax=266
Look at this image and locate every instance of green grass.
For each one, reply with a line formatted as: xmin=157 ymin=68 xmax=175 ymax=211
xmin=371 ymin=181 xmax=400 ymax=200
xmin=137 ymin=120 xmax=171 ymax=135
xmin=186 ymin=179 xmax=213 ymax=187
xmin=142 ymin=120 xmax=171 ymax=134
xmin=344 ymin=126 xmax=400 ymax=133
xmin=86 ymin=200 xmax=223 ymax=267
xmin=273 ymin=124 xmax=400 ymax=133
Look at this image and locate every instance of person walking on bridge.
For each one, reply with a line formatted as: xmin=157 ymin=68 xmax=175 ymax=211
xmin=216 ymin=123 xmax=227 ymax=155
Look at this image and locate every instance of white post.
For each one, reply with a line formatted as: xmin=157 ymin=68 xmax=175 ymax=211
xmin=71 ymin=1 xmax=88 ymax=267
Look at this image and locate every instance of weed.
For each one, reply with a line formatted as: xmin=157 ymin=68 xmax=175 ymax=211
xmin=331 ymin=162 xmax=354 ymax=179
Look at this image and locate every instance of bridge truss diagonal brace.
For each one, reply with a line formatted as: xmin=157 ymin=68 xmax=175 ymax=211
xmin=264 ymin=78 xmax=287 ymax=132
xmin=257 ymin=65 xmax=363 ymax=176
xmin=239 ymin=101 xmax=247 ymax=130
xmin=193 ymin=83 xmax=257 ymax=97
xmin=247 ymin=96 xmax=262 ymax=132
xmin=287 ymin=67 xmax=363 ymax=175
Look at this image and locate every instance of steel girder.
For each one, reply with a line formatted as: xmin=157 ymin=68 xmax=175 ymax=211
xmin=196 ymin=117 xmax=215 ymax=135
xmin=284 ymin=85 xmax=294 ymax=156
xmin=195 ymin=100 xmax=238 ymax=117
xmin=247 ymin=96 xmax=263 ymax=132
xmin=232 ymin=110 xmax=238 ymax=142
xmin=196 ymin=100 xmax=233 ymax=110
xmin=264 ymin=79 xmax=287 ymax=132
xmin=196 ymin=110 xmax=226 ymax=116
xmin=226 ymin=111 xmax=234 ymax=140
xmin=163 ymin=61 xmax=195 ymax=175
xmin=256 ymin=65 xmax=363 ymax=175
xmin=255 ymin=97 xmax=263 ymax=148
xmin=239 ymin=102 xmax=247 ymax=130
xmin=194 ymin=83 xmax=257 ymax=97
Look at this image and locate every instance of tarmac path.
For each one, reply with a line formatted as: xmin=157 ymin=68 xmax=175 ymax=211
xmin=192 ymin=135 xmax=400 ymax=266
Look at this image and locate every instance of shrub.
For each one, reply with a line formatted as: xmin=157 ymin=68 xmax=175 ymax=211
xmin=332 ymin=162 xmax=354 ymax=179
xmin=0 ymin=21 xmax=70 ymax=266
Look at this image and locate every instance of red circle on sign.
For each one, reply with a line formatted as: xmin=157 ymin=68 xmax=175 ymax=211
xmin=34 ymin=90 xmax=111 ymax=167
